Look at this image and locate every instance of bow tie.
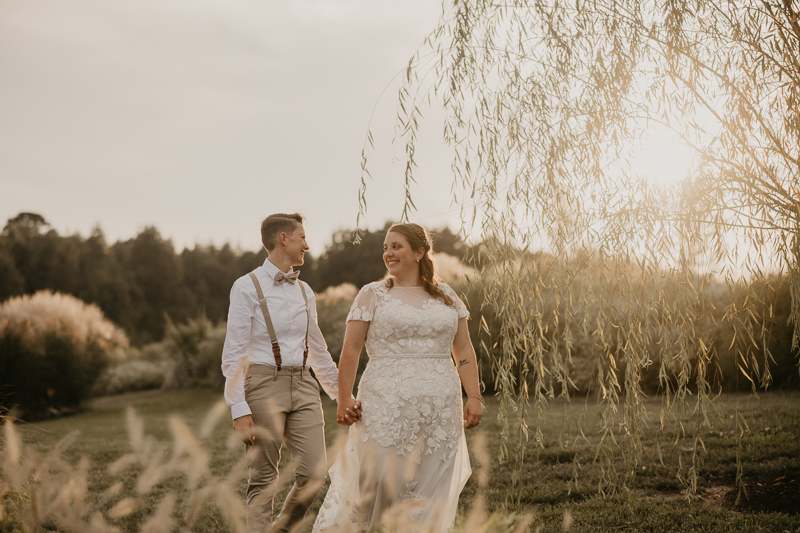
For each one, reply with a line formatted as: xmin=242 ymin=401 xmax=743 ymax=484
xmin=274 ymin=270 xmax=300 ymax=285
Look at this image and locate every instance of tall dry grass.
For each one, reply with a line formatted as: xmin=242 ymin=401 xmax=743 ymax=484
xmin=0 ymin=402 xmax=559 ymax=533
xmin=1 ymin=402 xmax=246 ymax=533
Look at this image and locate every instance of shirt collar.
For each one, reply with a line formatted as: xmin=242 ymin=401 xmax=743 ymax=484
xmin=262 ymin=257 xmax=294 ymax=281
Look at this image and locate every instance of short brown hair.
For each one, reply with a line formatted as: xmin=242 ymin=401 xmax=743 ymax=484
xmin=260 ymin=213 xmax=304 ymax=251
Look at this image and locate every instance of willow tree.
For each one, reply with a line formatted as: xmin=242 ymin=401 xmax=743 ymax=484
xmin=359 ymin=0 xmax=800 ymax=497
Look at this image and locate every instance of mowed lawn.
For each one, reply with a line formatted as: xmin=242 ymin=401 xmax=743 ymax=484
xmin=5 ymin=389 xmax=800 ymax=532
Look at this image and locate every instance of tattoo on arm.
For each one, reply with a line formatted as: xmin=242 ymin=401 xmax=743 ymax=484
xmin=458 ymin=359 xmax=469 ymax=368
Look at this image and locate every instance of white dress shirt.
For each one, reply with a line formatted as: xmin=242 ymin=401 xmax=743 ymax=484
xmin=221 ymin=257 xmax=340 ymax=419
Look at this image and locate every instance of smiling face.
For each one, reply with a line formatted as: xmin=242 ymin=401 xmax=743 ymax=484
xmin=383 ymin=231 xmax=423 ymax=280
xmin=282 ymin=223 xmax=309 ymax=267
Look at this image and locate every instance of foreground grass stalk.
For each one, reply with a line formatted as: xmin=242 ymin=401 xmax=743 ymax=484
xmin=3 ymin=390 xmax=800 ymax=532
xmin=0 ymin=405 xmax=249 ymax=532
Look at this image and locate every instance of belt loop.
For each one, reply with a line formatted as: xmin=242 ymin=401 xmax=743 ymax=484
xmin=274 ymin=366 xmax=279 ymax=381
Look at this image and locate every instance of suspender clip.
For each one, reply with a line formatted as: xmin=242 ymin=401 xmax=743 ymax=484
xmin=272 ymin=341 xmax=282 ymax=371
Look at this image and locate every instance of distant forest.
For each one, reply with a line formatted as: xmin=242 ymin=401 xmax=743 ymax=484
xmin=0 ymin=213 xmax=465 ymax=345
xmin=2 ymin=212 xmax=798 ymax=393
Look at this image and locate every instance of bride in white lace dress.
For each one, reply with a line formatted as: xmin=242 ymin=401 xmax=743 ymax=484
xmin=313 ymin=223 xmax=483 ymax=533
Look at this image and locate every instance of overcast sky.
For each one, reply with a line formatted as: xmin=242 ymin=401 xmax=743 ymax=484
xmin=0 ymin=0 xmax=462 ymax=254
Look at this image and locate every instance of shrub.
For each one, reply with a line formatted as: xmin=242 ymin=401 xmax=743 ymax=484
xmin=315 ymin=283 xmax=379 ymax=385
xmin=154 ymin=286 xmax=361 ymax=392
xmin=92 ymin=317 xmax=227 ymax=396
xmin=315 ymin=283 xmax=358 ymax=361
xmin=91 ymin=341 xmax=173 ymax=397
xmin=194 ymin=326 xmax=226 ymax=390
xmin=433 ymin=252 xmax=476 ymax=288
xmin=161 ymin=317 xmax=226 ymax=391
xmin=0 ymin=291 xmax=128 ymax=418
xmin=92 ymin=358 xmax=171 ymax=396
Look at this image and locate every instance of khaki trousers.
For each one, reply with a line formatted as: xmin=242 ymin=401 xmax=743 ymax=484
xmin=244 ymin=364 xmax=327 ymax=533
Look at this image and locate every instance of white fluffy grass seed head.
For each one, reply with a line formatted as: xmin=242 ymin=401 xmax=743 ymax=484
xmin=316 ymin=283 xmax=358 ymax=305
xmin=0 ymin=290 xmax=129 ymax=356
xmin=432 ymin=252 xmax=476 ymax=288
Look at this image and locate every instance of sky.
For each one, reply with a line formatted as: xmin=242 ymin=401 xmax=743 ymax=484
xmin=0 ymin=0 xmax=461 ymax=255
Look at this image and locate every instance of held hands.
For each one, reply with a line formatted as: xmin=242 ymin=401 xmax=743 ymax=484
xmin=464 ymin=397 xmax=483 ymax=429
xmin=233 ymin=414 xmax=256 ymax=445
xmin=337 ymin=397 xmax=362 ymax=426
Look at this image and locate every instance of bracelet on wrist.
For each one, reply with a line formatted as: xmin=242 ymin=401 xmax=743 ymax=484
xmin=468 ymin=395 xmax=481 ymax=401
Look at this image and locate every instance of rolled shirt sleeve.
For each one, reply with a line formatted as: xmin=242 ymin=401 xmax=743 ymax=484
xmin=221 ymin=278 xmax=254 ymax=420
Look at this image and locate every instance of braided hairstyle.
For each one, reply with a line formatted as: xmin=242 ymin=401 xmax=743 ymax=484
xmin=384 ymin=223 xmax=453 ymax=307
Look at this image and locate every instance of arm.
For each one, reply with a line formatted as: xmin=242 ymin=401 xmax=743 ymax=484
xmin=337 ymin=320 xmax=369 ymax=426
xmin=221 ymin=279 xmax=256 ymax=444
xmin=452 ymin=317 xmax=483 ymax=429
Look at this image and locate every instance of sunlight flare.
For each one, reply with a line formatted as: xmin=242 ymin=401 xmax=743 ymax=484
xmin=631 ymin=133 xmax=696 ymax=187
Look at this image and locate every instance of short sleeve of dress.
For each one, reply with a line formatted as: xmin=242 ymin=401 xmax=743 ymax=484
xmin=442 ymin=283 xmax=469 ymax=319
xmin=347 ymin=284 xmax=377 ymax=322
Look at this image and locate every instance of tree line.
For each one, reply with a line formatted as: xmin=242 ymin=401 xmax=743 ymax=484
xmin=2 ymin=212 xmax=797 ymax=396
xmin=0 ymin=213 xmax=465 ymax=346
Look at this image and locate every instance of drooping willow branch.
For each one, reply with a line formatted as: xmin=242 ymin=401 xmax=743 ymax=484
xmin=358 ymin=0 xmax=800 ymax=498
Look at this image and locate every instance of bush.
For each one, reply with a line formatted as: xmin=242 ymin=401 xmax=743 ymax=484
xmin=161 ymin=317 xmax=226 ymax=391
xmin=92 ymin=358 xmax=171 ymax=396
xmin=92 ymin=318 xmax=227 ymax=397
xmin=315 ymin=283 xmax=358 ymax=360
xmin=0 ymin=291 xmax=129 ymax=418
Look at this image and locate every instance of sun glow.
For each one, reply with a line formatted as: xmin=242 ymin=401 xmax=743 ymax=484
xmin=630 ymin=130 xmax=696 ymax=188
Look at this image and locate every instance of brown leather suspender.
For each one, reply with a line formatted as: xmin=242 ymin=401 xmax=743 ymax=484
xmin=248 ymin=272 xmax=310 ymax=370
xmin=299 ymin=285 xmax=310 ymax=367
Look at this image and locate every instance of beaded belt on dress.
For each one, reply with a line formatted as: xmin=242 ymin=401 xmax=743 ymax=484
xmin=368 ymin=353 xmax=452 ymax=360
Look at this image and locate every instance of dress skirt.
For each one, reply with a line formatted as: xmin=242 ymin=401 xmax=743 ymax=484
xmin=313 ymin=354 xmax=472 ymax=532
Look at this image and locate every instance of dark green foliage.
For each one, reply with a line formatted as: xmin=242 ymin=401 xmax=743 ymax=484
xmin=308 ymin=225 xmax=468 ymax=292
xmin=162 ymin=317 xmax=226 ymax=391
xmin=311 ymin=226 xmax=390 ymax=292
xmin=0 ymin=214 xmax=268 ymax=346
xmin=0 ymin=246 xmax=24 ymax=302
xmin=77 ymin=229 xmax=132 ymax=327
xmin=430 ymin=226 xmax=468 ymax=259
xmin=314 ymin=285 xmax=357 ymax=361
xmin=181 ymin=244 xmax=242 ymax=324
xmin=0 ymin=213 xmax=467 ymax=348
xmin=468 ymin=250 xmax=800 ymax=397
xmin=712 ymin=276 xmax=800 ymax=391
xmin=0 ymin=330 xmax=109 ymax=419
xmin=2 ymin=211 xmax=797 ymax=403
xmin=112 ymin=227 xmax=191 ymax=344
xmin=313 ymin=284 xmax=377 ymax=385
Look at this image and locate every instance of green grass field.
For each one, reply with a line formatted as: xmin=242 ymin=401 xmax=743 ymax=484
xmin=3 ymin=389 xmax=800 ymax=532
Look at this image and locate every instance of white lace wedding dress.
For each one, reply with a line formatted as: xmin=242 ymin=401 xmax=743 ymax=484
xmin=313 ymin=282 xmax=472 ymax=532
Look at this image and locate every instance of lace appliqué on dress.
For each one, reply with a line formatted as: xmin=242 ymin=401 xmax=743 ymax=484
xmin=314 ymin=281 xmax=471 ymax=533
